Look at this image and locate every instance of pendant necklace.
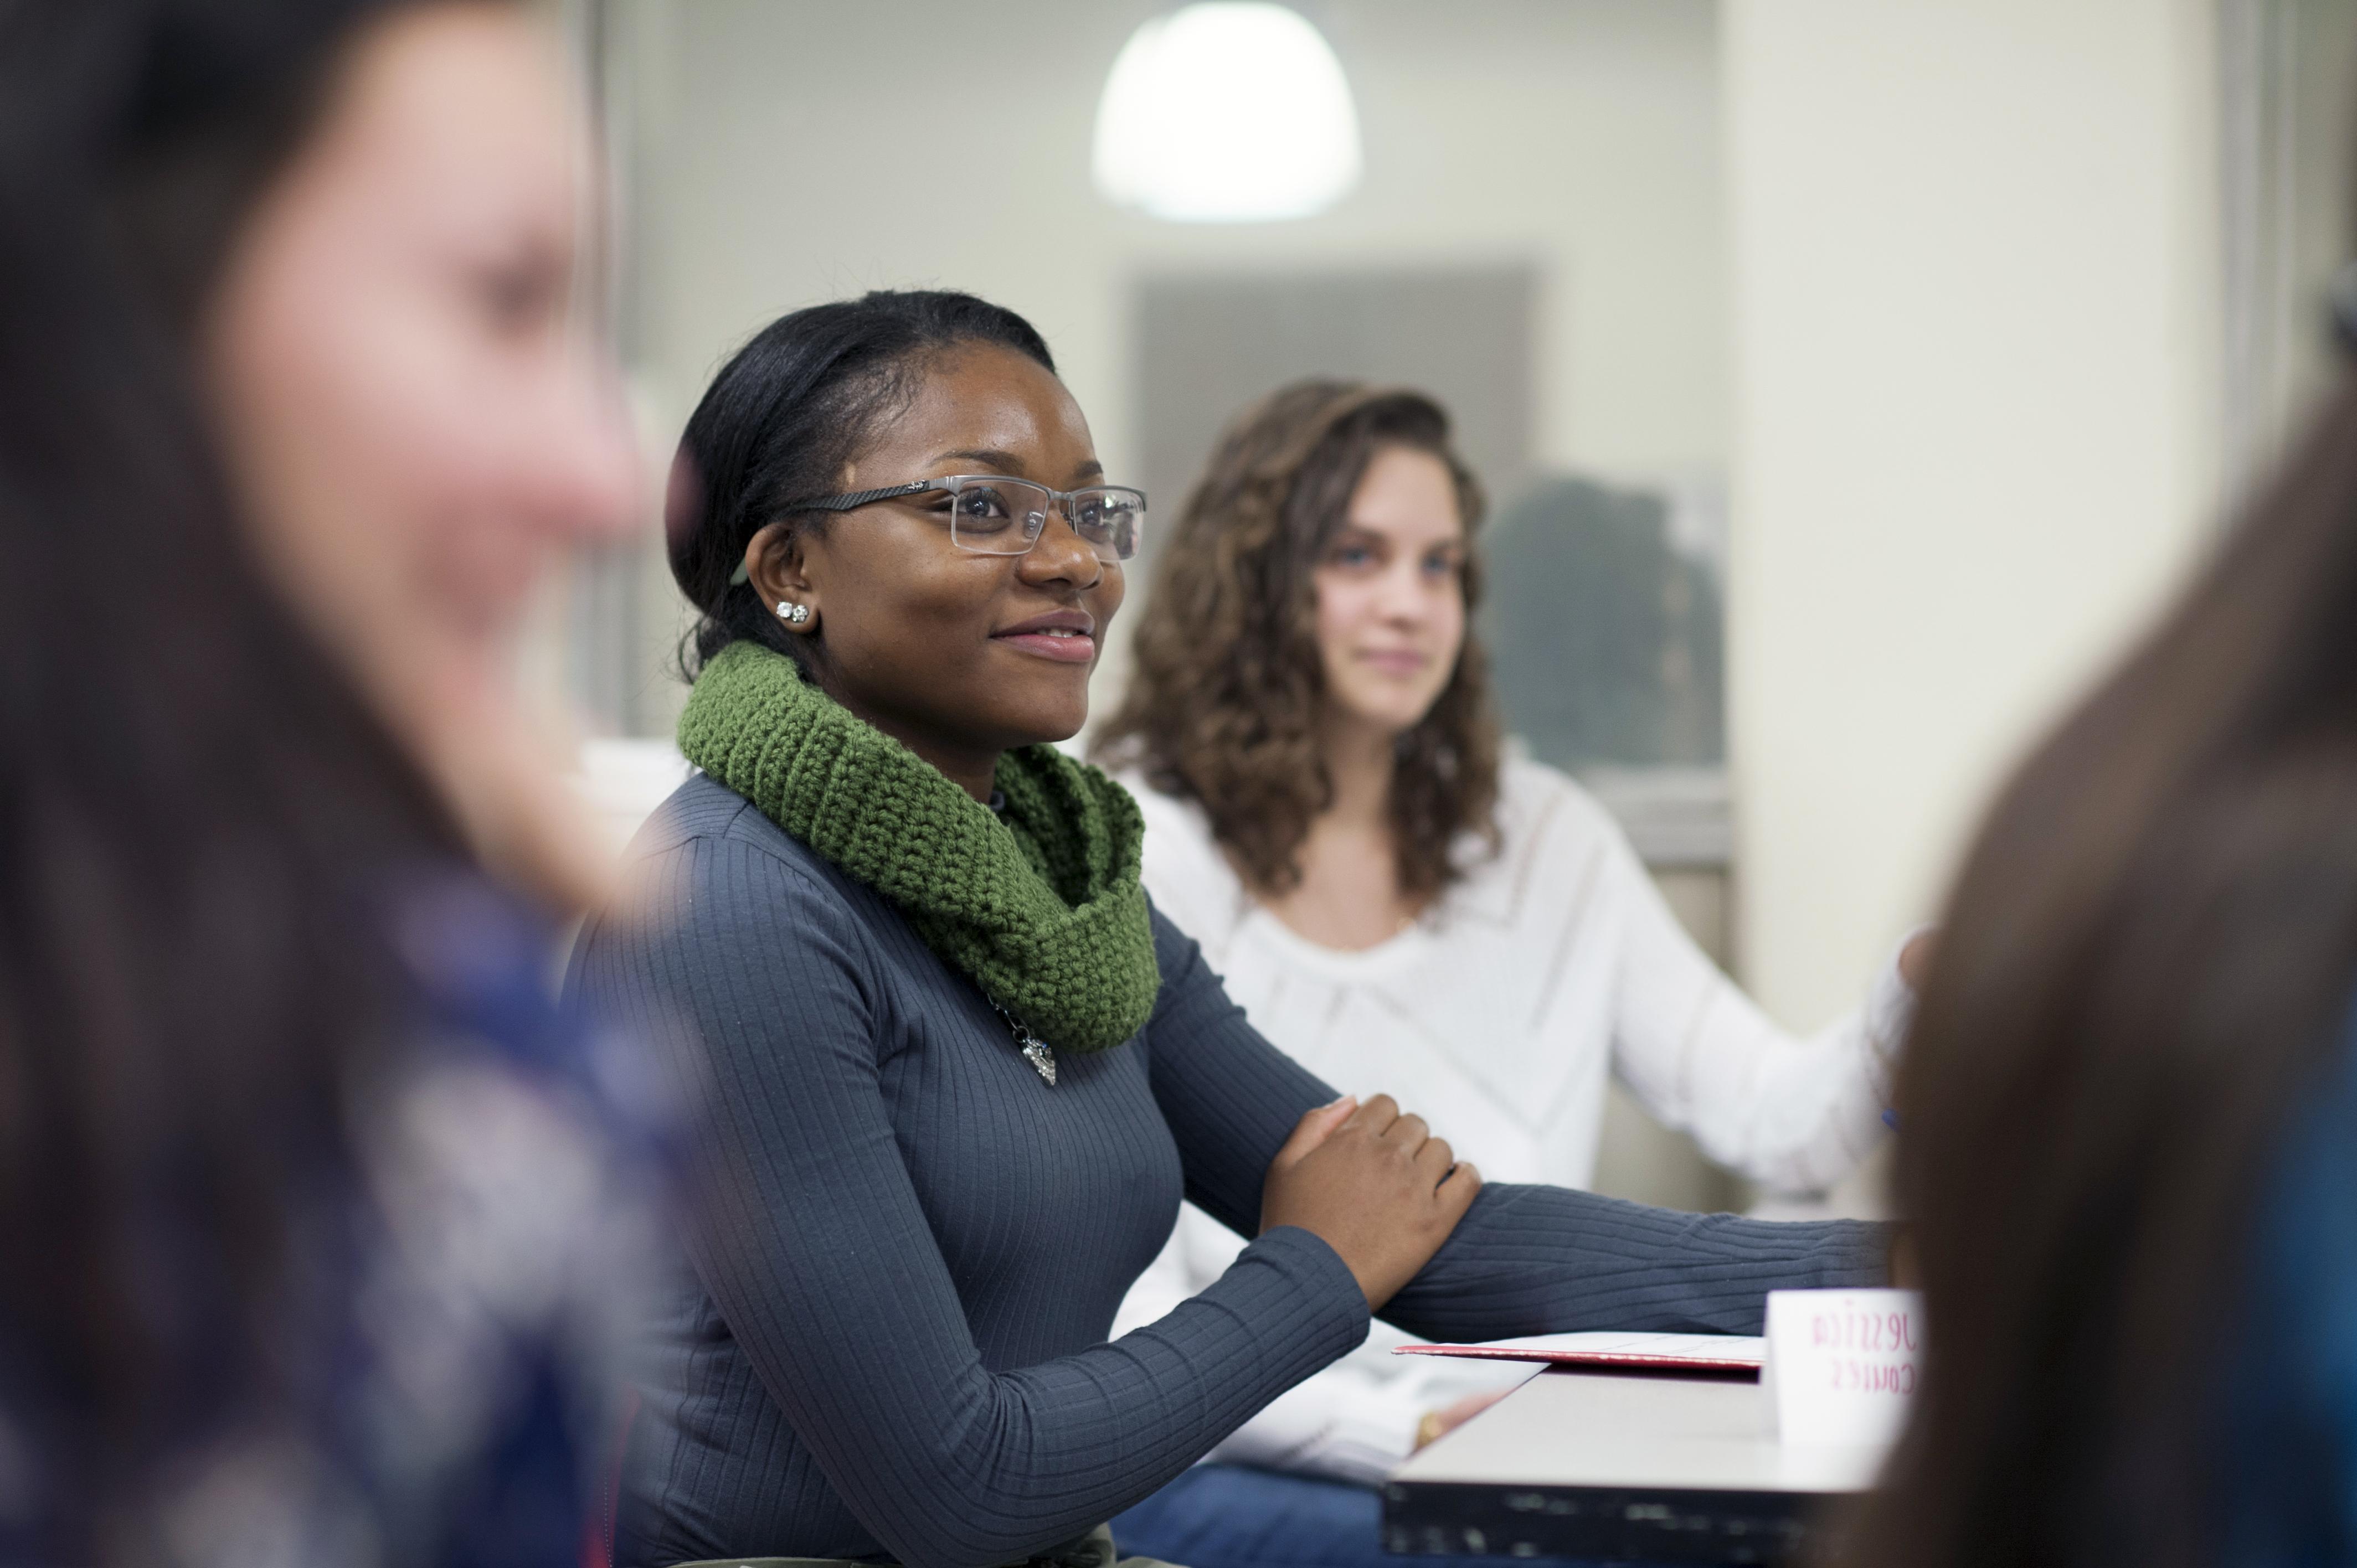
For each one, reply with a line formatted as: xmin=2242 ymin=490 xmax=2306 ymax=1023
xmin=991 ymin=1000 xmax=1057 ymax=1086
xmin=977 ymin=794 xmax=1054 ymax=1084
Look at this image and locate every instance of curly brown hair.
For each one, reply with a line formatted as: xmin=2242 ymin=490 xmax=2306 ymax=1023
xmin=1094 ymin=380 xmax=1502 ymax=901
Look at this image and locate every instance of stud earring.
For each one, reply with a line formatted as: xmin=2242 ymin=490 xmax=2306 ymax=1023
xmin=775 ymin=601 xmax=810 ymax=625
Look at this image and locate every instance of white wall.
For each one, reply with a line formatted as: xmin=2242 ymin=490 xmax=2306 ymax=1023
xmin=615 ymin=0 xmax=1728 ymax=527
xmin=1721 ymin=1 xmax=2222 ymax=1044
xmin=599 ymin=0 xmax=1736 ymax=740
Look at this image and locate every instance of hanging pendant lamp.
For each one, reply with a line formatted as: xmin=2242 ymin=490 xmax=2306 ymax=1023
xmin=1092 ymin=3 xmax=1363 ymax=223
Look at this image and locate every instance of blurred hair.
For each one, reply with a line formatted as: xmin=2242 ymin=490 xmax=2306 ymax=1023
xmin=1094 ymin=381 xmax=1500 ymax=902
xmin=1845 ymin=374 xmax=2357 ymax=1564
xmin=671 ymin=288 xmax=1057 ymax=680
xmin=0 ymin=0 xmax=462 ymax=1515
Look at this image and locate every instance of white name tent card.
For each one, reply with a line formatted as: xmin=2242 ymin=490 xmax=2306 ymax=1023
xmin=1761 ymin=1288 xmax=1924 ymax=1446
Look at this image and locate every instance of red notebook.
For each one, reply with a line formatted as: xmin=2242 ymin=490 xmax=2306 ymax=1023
xmin=1394 ymin=1331 xmax=1766 ymax=1376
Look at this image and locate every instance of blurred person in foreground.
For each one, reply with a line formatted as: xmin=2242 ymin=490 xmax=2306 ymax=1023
xmin=1092 ymin=382 xmax=1923 ymax=1568
xmin=0 ymin=1 xmax=650 ymax=1562
xmin=1845 ymin=292 xmax=2357 ymax=1559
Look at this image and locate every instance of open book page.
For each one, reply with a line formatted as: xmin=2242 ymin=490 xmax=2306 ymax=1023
xmin=1394 ymin=1331 xmax=1765 ymax=1373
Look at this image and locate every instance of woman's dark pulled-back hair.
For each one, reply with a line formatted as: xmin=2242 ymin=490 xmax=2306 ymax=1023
xmin=671 ymin=288 xmax=1056 ymax=678
xmin=1094 ymin=380 xmax=1501 ymax=902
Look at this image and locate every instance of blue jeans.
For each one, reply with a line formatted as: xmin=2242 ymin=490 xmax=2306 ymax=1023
xmin=1110 ymin=1464 xmax=1607 ymax=1568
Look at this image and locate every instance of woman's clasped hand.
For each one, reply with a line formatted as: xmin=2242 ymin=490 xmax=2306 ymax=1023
xmin=1262 ymin=1095 xmax=1482 ymax=1311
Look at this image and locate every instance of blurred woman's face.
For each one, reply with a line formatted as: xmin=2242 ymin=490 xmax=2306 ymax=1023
xmin=1311 ymin=446 xmax=1468 ymax=742
xmin=204 ymin=3 xmax=637 ymax=893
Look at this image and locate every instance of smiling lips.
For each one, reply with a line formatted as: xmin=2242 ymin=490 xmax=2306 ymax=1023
xmin=992 ymin=610 xmax=1096 ymax=664
xmin=1357 ymin=647 xmax=1430 ymax=677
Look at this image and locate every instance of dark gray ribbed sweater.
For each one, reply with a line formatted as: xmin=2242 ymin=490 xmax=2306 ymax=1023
xmin=565 ymin=774 xmax=1886 ymax=1568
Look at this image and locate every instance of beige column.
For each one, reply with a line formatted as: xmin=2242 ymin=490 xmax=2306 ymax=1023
xmin=1721 ymin=0 xmax=2223 ymax=1175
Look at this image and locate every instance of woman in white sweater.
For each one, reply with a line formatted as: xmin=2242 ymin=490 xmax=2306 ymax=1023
xmin=1093 ymin=381 xmax=1921 ymax=1568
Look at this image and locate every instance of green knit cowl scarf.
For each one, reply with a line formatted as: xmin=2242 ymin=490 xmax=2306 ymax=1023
xmin=676 ymin=641 xmax=1160 ymax=1054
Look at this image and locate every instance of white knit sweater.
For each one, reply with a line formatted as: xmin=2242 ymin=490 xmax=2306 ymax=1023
xmin=1110 ymin=757 xmax=1913 ymax=1486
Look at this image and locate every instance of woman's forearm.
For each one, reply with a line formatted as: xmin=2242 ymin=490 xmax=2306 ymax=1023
xmin=1608 ymin=833 xmax=1910 ymax=1193
xmin=1143 ymin=906 xmax=1892 ymax=1346
xmin=1381 ymin=1182 xmax=1891 ymax=1342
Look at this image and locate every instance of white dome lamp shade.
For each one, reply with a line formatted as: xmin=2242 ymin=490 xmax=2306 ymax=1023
xmin=1093 ymin=3 xmax=1363 ymax=223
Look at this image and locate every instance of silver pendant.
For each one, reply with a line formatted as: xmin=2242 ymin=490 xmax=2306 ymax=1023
xmin=992 ymin=1002 xmax=1057 ymax=1086
xmin=1021 ymin=1038 xmax=1058 ymax=1086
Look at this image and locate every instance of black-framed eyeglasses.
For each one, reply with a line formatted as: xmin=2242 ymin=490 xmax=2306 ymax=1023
xmin=728 ymin=474 xmax=1146 ymax=583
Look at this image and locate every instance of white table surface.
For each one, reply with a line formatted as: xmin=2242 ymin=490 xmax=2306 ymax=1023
xmin=1389 ymin=1367 xmax=1888 ymax=1495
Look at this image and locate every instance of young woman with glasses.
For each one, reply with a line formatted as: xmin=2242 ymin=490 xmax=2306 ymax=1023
xmin=1090 ymin=381 xmax=1926 ymax=1568
xmin=568 ymin=290 xmax=1897 ymax=1568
